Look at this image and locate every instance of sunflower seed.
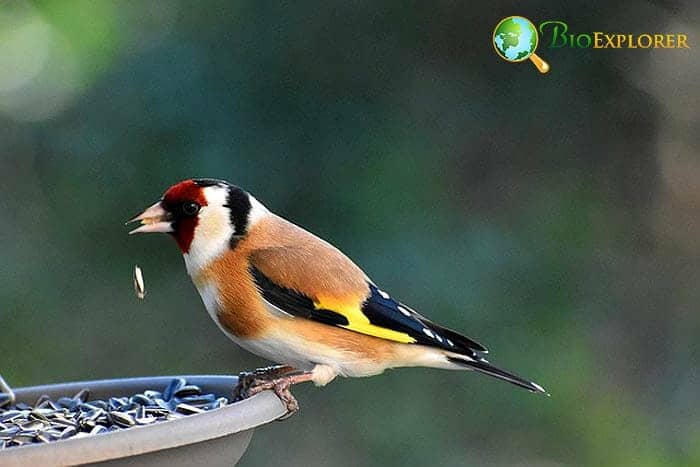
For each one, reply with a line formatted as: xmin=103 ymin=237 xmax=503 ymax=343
xmin=180 ymin=393 xmax=216 ymax=406
xmin=36 ymin=400 xmax=59 ymax=411
xmin=144 ymin=407 xmax=168 ymax=417
xmin=36 ymin=432 xmax=55 ymax=443
xmin=174 ymin=385 xmax=201 ymax=398
xmin=60 ymin=426 xmax=77 ymax=439
xmin=79 ymin=418 xmax=96 ymax=430
xmin=57 ymin=397 xmax=78 ymax=410
xmin=73 ymin=389 xmax=90 ymax=403
xmin=85 ymin=408 xmax=105 ymax=421
xmin=0 ymin=378 xmax=230 ymax=449
xmin=109 ymin=411 xmax=135 ymax=427
xmin=108 ymin=397 xmax=126 ymax=410
xmin=0 ymin=411 xmax=23 ymax=423
xmin=143 ymin=390 xmax=162 ymax=399
xmin=44 ymin=428 xmax=63 ymax=438
xmin=79 ymin=403 xmax=99 ymax=413
xmin=133 ymin=265 xmax=146 ymax=299
xmin=51 ymin=416 xmax=77 ymax=428
xmin=153 ymin=398 xmax=170 ymax=411
xmin=91 ymin=400 xmax=108 ymax=411
xmin=174 ymin=403 xmax=205 ymax=415
xmin=130 ymin=394 xmax=151 ymax=406
xmin=0 ymin=427 xmax=19 ymax=436
xmin=134 ymin=415 xmax=157 ymax=425
xmin=19 ymin=420 xmax=45 ymax=431
xmin=163 ymin=378 xmax=185 ymax=401
xmin=29 ymin=409 xmax=52 ymax=421
xmin=11 ymin=433 xmax=34 ymax=445
xmin=89 ymin=425 xmax=107 ymax=436
xmin=34 ymin=394 xmax=50 ymax=407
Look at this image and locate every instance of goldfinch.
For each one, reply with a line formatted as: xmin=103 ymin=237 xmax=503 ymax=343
xmin=128 ymin=179 xmax=546 ymax=412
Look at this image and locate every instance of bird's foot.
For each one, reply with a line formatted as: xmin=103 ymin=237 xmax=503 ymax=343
xmin=236 ymin=372 xmax=314 ymax=420
xmin=233 ymin=365 xmax=297 ymax=402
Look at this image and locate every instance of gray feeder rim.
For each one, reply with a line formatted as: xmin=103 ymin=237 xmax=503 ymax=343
xmin=0 ymin=375 xmax=287 ymax=466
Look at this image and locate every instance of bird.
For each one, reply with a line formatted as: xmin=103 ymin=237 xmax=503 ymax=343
xmin=127 ymin=178 xmax=546 ymax=414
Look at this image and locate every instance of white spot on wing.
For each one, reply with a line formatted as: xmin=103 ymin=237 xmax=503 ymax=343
xmin=422 ymin=328 xmax=435 ymax=338
xmin=446 ymin=339 xmax=455 ymax=347
xmin=378 ymin=289 xmax=390 ymax=299
xmin=397 ymin=305 xmax=411 ymax=317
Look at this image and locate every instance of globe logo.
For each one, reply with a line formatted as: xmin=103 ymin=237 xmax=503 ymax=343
xmin=493 ymin=16 xmax=550 ymax=74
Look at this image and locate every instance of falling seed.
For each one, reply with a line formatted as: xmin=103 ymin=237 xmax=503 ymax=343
xmin=133 ymin=265 xmax=146 ymax=299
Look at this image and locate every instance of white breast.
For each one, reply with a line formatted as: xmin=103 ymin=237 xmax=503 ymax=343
xmin=195 ymin=282 xmax=239 ymax=343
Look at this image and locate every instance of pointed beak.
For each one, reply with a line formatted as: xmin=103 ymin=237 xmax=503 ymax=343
xmin=126 ymin=201 xmax=174 ymax=234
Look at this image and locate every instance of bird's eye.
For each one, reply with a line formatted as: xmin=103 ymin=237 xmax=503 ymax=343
xmin=181 ymin=201 xmax=201 ymax=216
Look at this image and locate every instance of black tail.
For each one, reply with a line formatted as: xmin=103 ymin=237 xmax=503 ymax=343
xmin=448 ymin=356 xmax=548 ymax=394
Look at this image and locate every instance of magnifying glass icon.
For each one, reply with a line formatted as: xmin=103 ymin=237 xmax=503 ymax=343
xmin=493 ymin=16 xmax=550 ymax=74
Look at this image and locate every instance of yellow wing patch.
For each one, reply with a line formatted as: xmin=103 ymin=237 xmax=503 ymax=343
xmin=314 ymin=297 xmax=417 ymax=344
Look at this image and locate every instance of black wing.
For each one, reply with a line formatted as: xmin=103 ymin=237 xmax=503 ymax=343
xmin=361 ymin=283 xmax=488 ymax=356
xmin=251 ymin=266 xmax=487 ymax=358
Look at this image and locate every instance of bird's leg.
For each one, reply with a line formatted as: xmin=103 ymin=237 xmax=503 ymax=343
xmin=243 ymin=372 xmax=315 ymax=419
xmin=233 ymin=365 xmax=298 ymax=401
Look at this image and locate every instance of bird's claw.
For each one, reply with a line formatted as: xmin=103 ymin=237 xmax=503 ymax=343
xmin=246 ymin=378 xmax=299 ymax=419
xmin=232 ymin=365 xmax=296 ymax=402
xmin=232 ymin=369 xmax=312 ymax=420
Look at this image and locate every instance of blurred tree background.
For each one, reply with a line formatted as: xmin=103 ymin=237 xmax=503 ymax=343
xmin=1 ymin=1 xmax=698 ymax=465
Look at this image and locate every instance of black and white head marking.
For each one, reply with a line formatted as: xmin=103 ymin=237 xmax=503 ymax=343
xmin=182 ymin=179 xmax=268 ymax=274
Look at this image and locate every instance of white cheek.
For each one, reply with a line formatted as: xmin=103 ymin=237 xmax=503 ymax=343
xmin=184 ymin=219 xmax=232 ymax=274
xmin=182 ymin=188 xmax=269 ymax=276
xmin=183 ymin=189 xmax=234 ymax=275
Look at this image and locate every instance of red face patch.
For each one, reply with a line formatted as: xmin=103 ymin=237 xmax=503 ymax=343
xmin=162 ymin=180 xmax=209 ymax=253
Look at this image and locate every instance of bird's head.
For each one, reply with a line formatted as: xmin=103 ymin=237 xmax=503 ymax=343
xmin=127 ymin=178 xmax=267 ymax=272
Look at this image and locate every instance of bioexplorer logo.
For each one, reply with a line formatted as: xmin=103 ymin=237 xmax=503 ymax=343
xmin=493 ymin=16 xmax=550 ymax=74
xmin=493 ymin=16 xmax=690 ymax=74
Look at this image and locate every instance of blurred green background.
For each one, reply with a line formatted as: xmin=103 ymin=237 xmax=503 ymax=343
xmin=1 ymin=1 xmax=698 ymax=465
